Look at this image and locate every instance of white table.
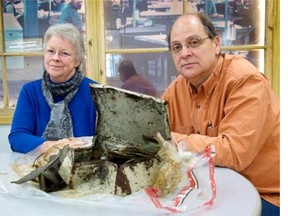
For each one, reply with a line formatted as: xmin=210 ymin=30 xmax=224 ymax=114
xmin=0 ymin=152 xmax=261 ymax=216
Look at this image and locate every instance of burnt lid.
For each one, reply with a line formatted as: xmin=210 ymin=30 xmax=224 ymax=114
xmin=90 ymin=84 xmax=171 ymax=158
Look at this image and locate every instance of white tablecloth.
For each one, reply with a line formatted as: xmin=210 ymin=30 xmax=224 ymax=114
xmin=0 ymin=152 xmax=261 ymax=216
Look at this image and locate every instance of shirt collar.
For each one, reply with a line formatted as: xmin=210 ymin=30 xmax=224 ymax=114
xmin=199 ymin=54 xmax=224 ymax=96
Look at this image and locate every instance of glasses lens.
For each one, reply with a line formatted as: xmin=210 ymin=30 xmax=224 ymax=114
xmin=171 ymin=37 xmax=209 ymax=55
xmin=59 ymin=51 xmax=71 ymax=57
xmin=46 ymin=49 xmax=55 ymax=55
xmin=45 ymin=49 xmax=72 ymax=58
xmin=171 ymin=44 xmax=182 ymax=54
xmin=187 ymin=38 xmax=201 ymax=48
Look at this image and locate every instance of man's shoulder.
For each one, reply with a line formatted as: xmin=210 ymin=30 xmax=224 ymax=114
xmin=63 ymin=4 xmax=76 ymax=12
xmin=223 ymin=53 xmax=261 ymax=78
xmin=169 ymin=75 xmax=188 ymax=87
xmin=163 ymin=75 xmax=189 ymax=97
xmin=220 ymin=54 xmax=270 ymax=91
xmin=60 ymin=4 xmax=73 ymax=16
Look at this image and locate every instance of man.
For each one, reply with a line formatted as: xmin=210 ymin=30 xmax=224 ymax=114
xmin=3 ymin=0 xmax=16 ymax=15
xmin=162 ymin=13 xmax=280 ymax=215
xmin=118 ymin=59 xmax=157 ymax=97
xmin=120 ymin=0 xmax=133 ymax=26
xmin=2 ymin=0 xmax=23 ymax=20
xmin=2 ymin=0 xmax=24 ymax=28
xmin=38 ymin=0 xmax=67 ymax=35
xmin=59 ymin=0 xmax=85 ymax=32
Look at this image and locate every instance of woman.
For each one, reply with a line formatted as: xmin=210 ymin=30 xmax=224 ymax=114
xmin=9 ymin=23 xmax=97 ymax=153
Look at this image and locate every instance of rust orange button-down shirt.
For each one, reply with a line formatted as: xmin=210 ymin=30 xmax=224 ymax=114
xmin=162 ymin=54 xmax=280 ymax=206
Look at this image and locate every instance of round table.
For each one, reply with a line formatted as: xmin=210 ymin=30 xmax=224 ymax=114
xmin=0 ymin=152 xmax=261 ymax=216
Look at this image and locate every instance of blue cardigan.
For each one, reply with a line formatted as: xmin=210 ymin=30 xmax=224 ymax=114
xmin=9 ymin=77 xmax=97 ymax=153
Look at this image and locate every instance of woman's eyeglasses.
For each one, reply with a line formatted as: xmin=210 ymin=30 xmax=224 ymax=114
xmin=45 ymin=49 xmax=74 ymax=58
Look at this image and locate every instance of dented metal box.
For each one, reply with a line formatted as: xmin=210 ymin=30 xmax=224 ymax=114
xmin=58 ymin=84 xmax=172 ymax=196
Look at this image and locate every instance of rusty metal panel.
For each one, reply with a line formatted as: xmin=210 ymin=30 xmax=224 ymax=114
xmin=90 ymin=84 xmax=171 ymax=153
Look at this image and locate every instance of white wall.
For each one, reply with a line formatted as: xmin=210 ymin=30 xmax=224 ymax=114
xmin=0 ymin=125 xmax=11 ymax=152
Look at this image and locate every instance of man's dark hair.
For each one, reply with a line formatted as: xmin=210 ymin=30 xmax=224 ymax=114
xmin=118 ymin=60 xmax=137 ymax=76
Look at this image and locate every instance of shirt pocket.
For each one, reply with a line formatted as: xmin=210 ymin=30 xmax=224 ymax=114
xmin=173 ymin=125 xmax=195 ymax=135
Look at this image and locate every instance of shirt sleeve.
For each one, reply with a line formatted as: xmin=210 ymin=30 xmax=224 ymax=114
xmin=9 ymin=85 xmax=47 ymax=153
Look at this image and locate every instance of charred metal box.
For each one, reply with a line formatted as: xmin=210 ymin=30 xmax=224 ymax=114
xmin=58 ymin=84 xmax=172 ymax=196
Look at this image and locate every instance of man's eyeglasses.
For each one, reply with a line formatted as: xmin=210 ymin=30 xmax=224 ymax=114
xmin=45 ymin=49 xmax=74 ymax=58
xmin=170 ymin=36 xmax=210 ymax=55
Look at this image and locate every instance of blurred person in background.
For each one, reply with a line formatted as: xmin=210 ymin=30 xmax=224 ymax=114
xmin=59 ymin=0 xmax=85 ymax=32
xmin=118 ymin=59 xmax=157 ymax=97
xmin=2 ymin=0 xmax=24 ymax=27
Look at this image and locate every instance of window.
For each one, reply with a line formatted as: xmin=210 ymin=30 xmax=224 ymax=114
xmin=1 ymin=0 xmax=86 ymax=123
xmin=0 ymin=0 xmax=280 ymax=123
xmin=102 ymin=0 xmax=278 ymax=98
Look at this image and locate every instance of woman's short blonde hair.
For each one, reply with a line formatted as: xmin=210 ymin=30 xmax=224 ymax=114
xmin=43 ymin=23 xmax=85 ymax=66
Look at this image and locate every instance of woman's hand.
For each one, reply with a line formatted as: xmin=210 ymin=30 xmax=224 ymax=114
xmin=34 ymin=138 xmax=88 ymax=168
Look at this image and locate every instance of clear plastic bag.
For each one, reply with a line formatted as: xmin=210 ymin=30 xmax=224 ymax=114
xmin=145 ymin=133 xmax=216 ymax=213
xmin=2 ymin=135 xmax=216 ymax=214
xmin=10 ymin=136 xmax=94 ymax=179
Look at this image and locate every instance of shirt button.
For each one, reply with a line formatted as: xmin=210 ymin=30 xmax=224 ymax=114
xmin=196 ymin=104 xmax=200 ymax=109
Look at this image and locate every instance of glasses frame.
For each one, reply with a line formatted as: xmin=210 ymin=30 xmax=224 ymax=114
xmin=44 ymin=49 xmax=75 ymax=58
xmin=170 ymin=36 xmax=210 ymax=55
